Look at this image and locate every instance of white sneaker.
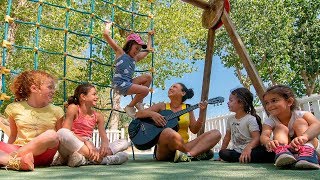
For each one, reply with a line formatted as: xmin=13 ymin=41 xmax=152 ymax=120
xmin=124 ymin=106 xmax=136 ymax=118
xmin=51 ymin=152 xmax=67 ymax=166
xmin=67 ymin=152 xmax=87 ymax=167
xmin=135 ymin=102 xmax=145 ymax=110
xmin=101 ymin=152 xmax=129 ymax=165
xmin=109 ymin=139 xmax=131 ymax=154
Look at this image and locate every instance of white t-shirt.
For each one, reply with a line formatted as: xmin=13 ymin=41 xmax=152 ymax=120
xmin=226 ymin=114 xmax=260 ymax=153
xmin=263 ymin=110 xmax=306 ymax=138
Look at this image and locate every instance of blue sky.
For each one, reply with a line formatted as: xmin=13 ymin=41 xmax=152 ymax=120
xmin=120 ymin=56 xmax=243 ymax=118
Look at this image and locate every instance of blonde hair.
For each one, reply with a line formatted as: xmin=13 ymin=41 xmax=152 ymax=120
xmin=10 ymin=70 xmax=56 ymax=101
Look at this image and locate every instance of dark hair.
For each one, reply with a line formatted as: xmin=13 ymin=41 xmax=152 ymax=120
xmin=123 ymin=40 xmax=137 ymax=54
xmin=231 ymin=87 xmax=262 ymax=131
xmin=177 ymin=83 xmax=194 ymax=102
xmin=67 ymin=83 xmax=95 ymax=106
xmin=263 ymin=85 xmax=297 ymax=110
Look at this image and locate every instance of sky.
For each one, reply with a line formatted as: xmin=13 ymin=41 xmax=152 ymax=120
xmin=120 ymin=55 xmax=243 ymax=118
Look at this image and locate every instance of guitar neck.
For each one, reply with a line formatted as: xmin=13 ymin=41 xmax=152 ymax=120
xmin=165 ymin=104 xmax=199 ymax=121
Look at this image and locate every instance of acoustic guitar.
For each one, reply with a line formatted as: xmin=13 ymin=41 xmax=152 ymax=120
xmin=128 ymin=97 xmax=224 ymax=150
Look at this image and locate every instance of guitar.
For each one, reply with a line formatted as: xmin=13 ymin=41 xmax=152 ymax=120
xmin=128 ymin=96 xmax=224 ymax=150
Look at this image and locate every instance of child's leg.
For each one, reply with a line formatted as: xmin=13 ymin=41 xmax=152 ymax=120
xmin=293 ymin=118 xmax=320 ymax=169
xmin=0 ymin=143 xmax=34 ymax=170
xmin=126 ymin=74 xmax=152 ymax=107
xmin=126 ymin=84 xmax=149 ymax=107
xmin=250 ymin=146 xmax=275 ymax=163
xmin=57 ymin=128 xmax=84 ymax=158
xmin=15 ymin=130 xmax=59 ymax=157
xmin=219 ymin=149 xmax=241 ymax=162
xmin=0 ymin=150 xmax=10 ymax=166
xmin=293 ymin=118 xmax=318 ymax=147
xmin=273 ymin=123 xmax=290 ymax=145
xmin=185 ymin=130 xmax=221 ymax=157
xmin=132 ymin=74 xmax=152 ymax=88
xmin=272 ymin=124 xmax=297 ymax=167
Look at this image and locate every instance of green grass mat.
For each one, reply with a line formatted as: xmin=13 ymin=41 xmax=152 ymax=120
xmin=0 ymin=154 xmax=318 ymax=180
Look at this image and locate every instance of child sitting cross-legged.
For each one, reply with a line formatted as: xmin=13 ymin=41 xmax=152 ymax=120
xmin=54 ymin=83 xmax=130 ymax=167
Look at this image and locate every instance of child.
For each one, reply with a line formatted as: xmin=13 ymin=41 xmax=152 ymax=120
xmin=56 ymin=83 xmax=130 ymax=167
xmin=260 ymin=85 xmax=320 ymax=169
xmin=219 ymin=87 xmax=274 ymax=163
xmin=0 ymin=70 xmax=64 ymax=171
xmin=103 ymin=22 xmax=153 ymax=118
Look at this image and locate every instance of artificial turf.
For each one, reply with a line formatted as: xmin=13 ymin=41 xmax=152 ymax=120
xmin=0 ymin=154 xmax=318 ymax=180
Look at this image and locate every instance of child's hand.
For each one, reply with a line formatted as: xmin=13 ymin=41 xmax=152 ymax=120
xmin=148 ymin=29 xmax=155 ymax=36
xmin=239 ymin=147 xmax=252 ymax=163
xmin=99 ymin=144 xmax=113 ymax=157
xmin=85 ymin=140 xmax=100 ymax=162
xmin=265 ymin=140 xmax=279 ymax=152
xmin=103 ymin=22 xmax=112 ymax=36
xmin=290 ymin=135 xmax=308 ymax=150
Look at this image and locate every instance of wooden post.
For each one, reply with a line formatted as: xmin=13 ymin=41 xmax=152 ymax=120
xmin=198 ymin=28 xmax=216 ymax=135
xmin=180 ymin=0 xmax=210 ymax=10
xmin=221 ymin=9 xmax=266 ymax=101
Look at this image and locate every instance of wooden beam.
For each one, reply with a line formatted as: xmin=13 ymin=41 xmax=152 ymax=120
xmin=198 ymin=28 xmax=215 ymax=135
xmin=181 ymin=0 xmax=210 ymax=10
xmin=221 ymin=9 xmax=266 ymax=101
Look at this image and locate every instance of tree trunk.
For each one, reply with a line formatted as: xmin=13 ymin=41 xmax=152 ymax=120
xmin=301 ymin=70 xmax=318 ymax=96
xmin=109 ymin=90 xmax=121 ymax=130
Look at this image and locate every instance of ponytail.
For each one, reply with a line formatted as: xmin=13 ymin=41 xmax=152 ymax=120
xmin=250 ymin=104 xmax=262 ymax=132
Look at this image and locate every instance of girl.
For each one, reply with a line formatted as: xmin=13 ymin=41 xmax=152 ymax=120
xmin=260 ymin=85 xmax=320 ymax=169
xmin=0 ymin=70 xmax=64 ymax=171
xmin=103 ymin=22 xmax=153 ymax=118
xmin=56 ymin=83 xmax=130 ymax=167
xmin=219 ymin=87 xmax=274 ymax=163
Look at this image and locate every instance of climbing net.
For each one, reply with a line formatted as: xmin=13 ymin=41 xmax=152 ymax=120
xmin=0 ymin=0 xmax=155 ymax=127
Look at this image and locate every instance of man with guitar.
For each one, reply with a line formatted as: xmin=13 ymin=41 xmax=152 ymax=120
xmin=133 ymin=83 xmax=222 ymax=162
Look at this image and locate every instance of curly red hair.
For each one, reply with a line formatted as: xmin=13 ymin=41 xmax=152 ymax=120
xmin=10 ymin=70 xmax=56 ymax=101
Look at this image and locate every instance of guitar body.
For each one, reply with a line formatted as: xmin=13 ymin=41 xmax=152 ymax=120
xmin=128 ymin=110 xmax=179 ymax=150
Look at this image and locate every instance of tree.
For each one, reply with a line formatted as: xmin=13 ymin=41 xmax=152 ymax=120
xmin=214 ymin=0 xmax=320 ymax=97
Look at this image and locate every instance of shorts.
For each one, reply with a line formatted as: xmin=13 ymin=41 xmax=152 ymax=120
xmin=0 ymin=141 xmax=58 ymax=167
xmin=112 ymin=80 xmax=133 ymax=95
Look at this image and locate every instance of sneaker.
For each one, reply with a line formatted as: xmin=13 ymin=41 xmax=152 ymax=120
xmin=6 ymin=153 xmax=34 ymax=171
xmin=124 ymin=106 xmax=136 ymax=118
xmin=192 ymin=150 xmax=214 ymax=161
xmin=51 ymin=152 xmax=67 ymax=166
xmin=295 ymin=145 xmax=320 ymax=169
xmin=135 ymin=102 xmax=145 ymax=111
xmin=67 ymin=152 xmax=87 ymax=167
xmin=273 ymin=145 xmax=296 ymax=167
xmin=109 ymin=139 xmax=131 ymax=154
xmin=101 ymin=152 xmax=129 ymax=165
xmin=173 ymin=150 xmax=191 ymax=163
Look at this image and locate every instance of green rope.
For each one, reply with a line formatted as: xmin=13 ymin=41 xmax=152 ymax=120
xmin=0 ymin=0 xmax=155 ymax=127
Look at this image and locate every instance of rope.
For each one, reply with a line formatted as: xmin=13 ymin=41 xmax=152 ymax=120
xmin=0 ymin=0 xmax=155 ymax=129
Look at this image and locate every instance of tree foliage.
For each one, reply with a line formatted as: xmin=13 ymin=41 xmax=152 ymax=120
xmin=214 ymin=0 xmax=320 ymax=97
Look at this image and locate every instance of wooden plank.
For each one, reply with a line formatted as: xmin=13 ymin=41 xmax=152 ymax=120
xmin=180 ymin=0 xmax=210 ymax=10
xmin=198 ymin=28 xmax=216 ymax=135
xmin=221 ymin=9 xmax=266 ymax=102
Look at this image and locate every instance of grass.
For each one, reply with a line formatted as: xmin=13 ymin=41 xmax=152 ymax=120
xmin=0 ymin=154 xmax=318 ymax=180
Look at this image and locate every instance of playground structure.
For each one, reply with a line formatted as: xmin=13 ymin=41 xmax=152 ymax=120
xmin=181 ymin=0 xmax=265 ymax=134
xmin=0 ymin=1 xmax=155 ymax=130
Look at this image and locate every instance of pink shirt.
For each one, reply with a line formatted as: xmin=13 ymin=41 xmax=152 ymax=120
xmin=71 ymin=106 xmax=97 ymax=138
